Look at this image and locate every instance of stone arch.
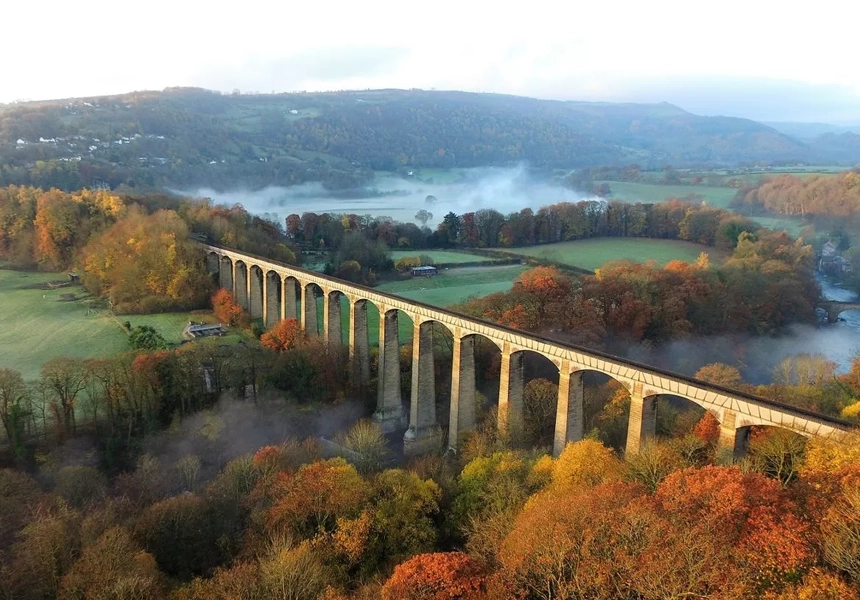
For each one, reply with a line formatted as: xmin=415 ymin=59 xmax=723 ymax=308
xmin=206 ymin=252 xmax=220 ymax=278
xmin=498 ymin=348 xmax=564 ymax=447
xmin=248 ymin=265 xmax=264 ymax=320
xmin=349 ymin=298 xmax=375 ymax=389
xmin=265 ymin=270 xmax=282 ymax=326
xmin=448 ymin=332 xmax=503 ymax=450
xmin=563 ymin=368 xmax=630 ymax=454
xmin=325 ymin=289 xmax=348 ymax=346
xmin=218 ymin=255 xmax=233 ymax=292
xmin=282 ymin=275 xmax=301 ymax=321
xmin=373 ymin=306 xmax=411 ymax=433
xmin=302 ymin=282 xmax=325 ymax=337
xmin=234 ymin=261 xmax=248 ymax=309
xmin=736 ymin=424 xmax=808 ymax=480
xmin=651 ymin=393 xmax=708 ymax=439
xmin=404 ymin=318 xmax=456 ymax=454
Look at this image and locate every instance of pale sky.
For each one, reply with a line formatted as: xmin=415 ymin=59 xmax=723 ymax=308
xmin=3 ymin=0 xmax=859 ymax=122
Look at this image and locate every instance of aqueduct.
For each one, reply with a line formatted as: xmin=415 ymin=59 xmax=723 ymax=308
xmin=204 ymin=244 xmax=852 ymax=456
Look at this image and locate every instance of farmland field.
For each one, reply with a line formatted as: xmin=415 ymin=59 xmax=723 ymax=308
xmin=501 ymin=238 xmax=721 ymax=271
xmin=0 ymin=270 xmax=127 ymax=380
xmin=599 ymin=181 xmax=738 ymax=208
xmin=389 ymin=250 xmax=495 ymax=264
xmin=377 ymin=265 xmax=526 ymax=307
xmin=0 ymin=270 xmax=239 ymax=380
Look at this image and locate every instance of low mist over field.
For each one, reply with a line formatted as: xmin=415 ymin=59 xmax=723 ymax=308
xmin=181 ymin=166 xmax=597 ymax=225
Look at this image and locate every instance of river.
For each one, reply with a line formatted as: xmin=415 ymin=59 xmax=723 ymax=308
xmin=812 ymin=275 xmax=860 ymax=372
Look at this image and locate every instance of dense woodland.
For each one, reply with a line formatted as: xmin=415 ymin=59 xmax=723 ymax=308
xmin=291 ymin=198 xmax=763 ymax=256
xmin=1 ymin=184 xmax=859 ymax=597
xmin=2 ymin=316 xmax=860 ymax=599
xmin=0 ymin=186 xmax=297 ymax=313
xmin=1 ymin=88 xmax=852 ymax=192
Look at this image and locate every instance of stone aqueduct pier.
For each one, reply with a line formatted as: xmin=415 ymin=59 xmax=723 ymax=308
xmin=203 ymin=244 xmax=851 ymax=456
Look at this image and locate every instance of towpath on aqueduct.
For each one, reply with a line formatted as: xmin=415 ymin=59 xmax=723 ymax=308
xmin=203 ymin=243 xmax=852 ymax=457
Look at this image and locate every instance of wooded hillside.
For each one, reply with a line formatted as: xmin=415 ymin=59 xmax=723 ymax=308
xmin=0 ymin=88 xmax=836 ymax=192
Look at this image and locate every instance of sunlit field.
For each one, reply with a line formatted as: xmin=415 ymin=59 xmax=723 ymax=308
xmin=501 ymin=238 xmax=722 ymax=271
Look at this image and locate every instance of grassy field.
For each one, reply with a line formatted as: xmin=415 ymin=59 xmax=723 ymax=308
xmin=377 ymin=265 xmax=526 ymax=307
xmin=0 ymin=270 xmax=241 ymax=380
xmin=501 ymin=238 xmax=721 ymax=271
xmin=389 ymin=250 xmax=495 ymax=264
xmin=599 ymin=181 xmax=738 ymax=209
xmin=0 ymin=270 xmax=128 ymax=380
xmin=748 ymin=216 xmax=808 ymax=238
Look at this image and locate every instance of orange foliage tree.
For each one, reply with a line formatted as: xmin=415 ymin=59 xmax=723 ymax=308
xmin=212 ymin=289 xmax=245 ymax=327
xmin=260 ymin=319 xmax=304 ymax=353
xmin=381 ymin=552 xmax=487 ymax=600
xmin=692 ymin=411 xmax=721 ymax=445
xmin=265 ymin=458 xmax=369 ymax=537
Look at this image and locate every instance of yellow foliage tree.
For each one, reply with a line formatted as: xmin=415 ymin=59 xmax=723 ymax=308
xmin=551 ymin=438 xmax=622 ymax=491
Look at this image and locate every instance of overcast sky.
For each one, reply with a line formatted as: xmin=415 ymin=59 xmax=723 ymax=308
xmin=4 ymin=0 xmax=859 ymax=122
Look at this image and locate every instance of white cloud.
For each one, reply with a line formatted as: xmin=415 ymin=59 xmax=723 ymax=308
xmin=2 ymin=0 xmax=859 ymax=120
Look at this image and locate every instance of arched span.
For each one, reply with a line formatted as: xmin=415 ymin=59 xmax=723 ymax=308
xmin=282 ymin=276 xmax=301 ymax=321
xmin=206 ymin=252 xmax=220 ymax=277
xmin=233 ymin=260 xmax=249 ymax=309
xmin=218 ymin=255 xmax=233 ymax=292
xmin=265 ymin=270 xmax=282 ymax=326
xmin=201 ymin=244 xmax=853 ymax=450
xmin=302 ymin=282 xmax=324 ymax=337
xmin=325 ymin=289 xmax=347 ymax=346
xmin=248 ymin=265 xmax=264 ymax=320
xmin=448 ymin=332 xmax=503 ymax=450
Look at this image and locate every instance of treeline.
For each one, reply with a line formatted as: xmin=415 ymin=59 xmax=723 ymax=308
xmin=0 ymin=186 xmax=298 ymax=313
xmin=289 ymin=199 xmax=762 ymax=282
xmin=456 ymin=230 xmax=818 ymax=348
xmin=0 ymin=328 xmax=351 ymax=472
xmin=732 ymin=171 xmax=860 ymax=220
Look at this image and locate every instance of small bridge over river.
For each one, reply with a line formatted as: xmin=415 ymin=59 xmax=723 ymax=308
xmin=202 ymin=244 xmax=852 ymax=457
xmin=820 ymin=301 xmax=860 ymax=323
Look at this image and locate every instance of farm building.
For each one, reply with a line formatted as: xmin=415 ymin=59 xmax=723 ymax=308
xmin=410 ymin=266 xmax=438 ymax=277
xmin=184 ymin=322 xmax=228 ymax=339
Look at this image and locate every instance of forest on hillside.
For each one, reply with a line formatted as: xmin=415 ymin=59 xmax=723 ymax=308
xmin=0 ymin=88 xmax=848 ymax=192
xmin=2 ymin=313 xmax=860 ymax=600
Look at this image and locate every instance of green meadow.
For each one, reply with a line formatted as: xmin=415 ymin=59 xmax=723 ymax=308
xmin=598 ymin=181 xmax=739 ymax=208
xmin=0 ymin=270 xmax=237 ymax=380
xmin=501 ymin=238 xmax=720 ymax=271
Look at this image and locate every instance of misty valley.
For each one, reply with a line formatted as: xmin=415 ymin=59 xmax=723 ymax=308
xmin=1 ymin=83 xmax=860 ymax=600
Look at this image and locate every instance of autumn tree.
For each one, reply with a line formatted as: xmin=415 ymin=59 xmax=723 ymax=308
xmin=0 ymin=469 xmax=42 ymax=550
xmin=58 ymin=526 xmax=165 ymax=600
xmin=338 ymin=419 xmax=390 ymax=474
xmin=53 ymin=466 xmax=107 ymax=509
xmin=522 ymin=378 xmax=558 ymax=448
xmin=260 ymin=318 xmax=304 ymax=353
xmin=551 ymin=438 xmax=622 ymax=491
xmin=135 ymin=493 xmax=224 ymax=578
xmin=81 ymin=207 xmax=213 ymax=313
xmin=695 ymin=363 xmax=743 ymax=388
xmin=0 ymin=368 xmax=30 ymax=459
xmin=41 ymin=357 xmax=88 ymax=437
xmin=692 ymin=410 xmax=721 ymax=445
xmin=381 ymin=552 xmax=487 ymax=600
xmin=211 ymin=289 xmax=245 ymax=326
xmin=266 ymin=458 xmax=369 ymax=537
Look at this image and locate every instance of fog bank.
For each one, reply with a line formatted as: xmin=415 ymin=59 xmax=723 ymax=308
xmin=181 ymin=166 xmax=597 ymax=226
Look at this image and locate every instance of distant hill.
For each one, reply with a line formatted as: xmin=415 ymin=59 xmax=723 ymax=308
xmin=764 ymin=121 xmax=860 ymax=140
xmin=0 ymin=87 xmax=849 ymax=192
